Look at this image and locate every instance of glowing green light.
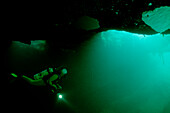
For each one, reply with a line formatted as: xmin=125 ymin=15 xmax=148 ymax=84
xmin=57 ymin=93 xmax=63 ymax=99
xmin=11 ymin=73 xmax=18 ymax=78
xmin=59 ymin=94 xmax=63 ymax=99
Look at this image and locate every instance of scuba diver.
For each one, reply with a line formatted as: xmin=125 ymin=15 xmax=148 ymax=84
xmin=9 ymin=66 xmax=68 ymax=111
xmin=11 ymin=66 xmax=68 ymax=93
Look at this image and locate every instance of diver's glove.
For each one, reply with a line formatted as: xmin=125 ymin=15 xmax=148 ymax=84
xmin=51 ymin=84 xmax=62 ymax=93
xmin=56 ymin=84 xmax=62 ymax=90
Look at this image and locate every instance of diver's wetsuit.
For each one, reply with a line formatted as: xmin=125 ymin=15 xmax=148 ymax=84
xmin=42 ymin=68 xmax=62 ymax=93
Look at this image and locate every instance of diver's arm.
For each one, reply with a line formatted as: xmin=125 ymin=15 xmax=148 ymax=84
xmin=56 ymin=84 xmax=62 ymax=90
xmin=22 ymin=75 xmax=46 ymax=86
xmin=48 ymin=81 xmax=58 ymax=89
xmin=48 ymin=74 xmax=61 ymax=90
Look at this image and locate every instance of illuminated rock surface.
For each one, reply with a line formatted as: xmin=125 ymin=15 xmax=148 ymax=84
xmin=142 ymin=6 xmax=170 ymax=33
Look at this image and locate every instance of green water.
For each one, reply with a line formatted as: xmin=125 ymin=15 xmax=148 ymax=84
xmin=69 ymin=30 xmax=170 ymax=113
xmin=9 ymin=30 xmax=170 ymax=113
